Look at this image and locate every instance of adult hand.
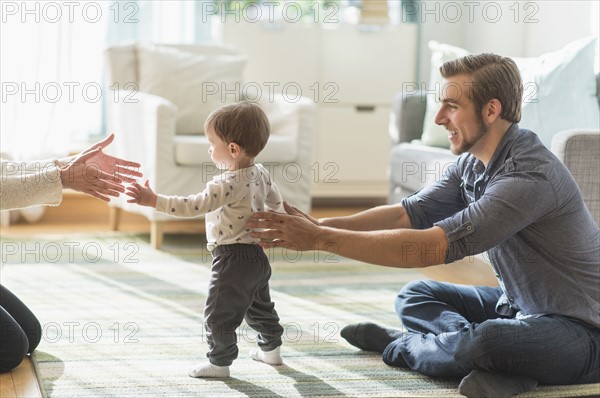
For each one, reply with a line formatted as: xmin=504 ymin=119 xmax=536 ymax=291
xmin=59 ymin=147 xmax=125 ymax=202
xmin=75 ymin=133 xmax=143 ymax=183
xmin=281 ymin=201 xmax=321 ymax=226
xmin=247 ymin=204 xmax=323 ymax=250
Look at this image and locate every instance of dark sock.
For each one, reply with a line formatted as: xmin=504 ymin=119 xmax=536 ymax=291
xmin=340 ymin=322 xmax=403 ymax=353
xmin=458 ymin=369 xmax=538 ymax=398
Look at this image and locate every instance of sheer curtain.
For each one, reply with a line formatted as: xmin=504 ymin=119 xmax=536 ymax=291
xmin=108 ymin=1 xmax=212 ymax=46
xmin=0 ymin=1 xmax=213 ymax=161
xmin=1 ymin=2 xmax=108 ymax=160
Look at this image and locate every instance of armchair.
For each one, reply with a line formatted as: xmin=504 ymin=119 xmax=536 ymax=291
xmin=104 ymin=43 xmax=315 ymax=248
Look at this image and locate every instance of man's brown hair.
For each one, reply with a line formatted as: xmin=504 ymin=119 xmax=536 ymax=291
xmin=205 ymin=101 xmax=270 ymax=157
xmin=440 ymin=53 xmax=523 ymax=123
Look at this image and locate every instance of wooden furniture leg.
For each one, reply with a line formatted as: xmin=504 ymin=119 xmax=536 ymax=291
xmin=151 ymin=221 xmax=164 ymax=250
xmin=108 ymin=206 xmax=121 ymax=231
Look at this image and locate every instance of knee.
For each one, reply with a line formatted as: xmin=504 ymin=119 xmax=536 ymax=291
xmin=395 ymin=280 xmax=438 ymax=317
xmin=26 ymin=317 xmax=42 ymax=353
xmin=397 ymin=280 xmax=429 ymax=302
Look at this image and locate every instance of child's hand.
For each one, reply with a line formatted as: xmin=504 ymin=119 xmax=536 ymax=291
xmin=126 ymin=180 xmax=158 ymax=208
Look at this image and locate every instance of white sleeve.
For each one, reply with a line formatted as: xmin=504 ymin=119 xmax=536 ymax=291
xmin=0 ymin=159 xmax=63 ymax=211
xmin=155 ymin=179 xmax=231 ymax=218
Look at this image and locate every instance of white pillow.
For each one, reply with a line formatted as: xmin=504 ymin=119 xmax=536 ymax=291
xmin=421 ymin=41 xmax=469 ymax=148
xmin=136 ymin=43 xmax=247 ymax=135
xmin=421 ymin=37 xmax=600 ymax=149
xmin=515 ymin=37 xmax=599 ymax=147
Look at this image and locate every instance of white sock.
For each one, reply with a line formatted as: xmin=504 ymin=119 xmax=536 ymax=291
xmin=249 ymin=346 xmax=283 ymax=365
xmin=188 ymin=362 xmax=230 ymax=378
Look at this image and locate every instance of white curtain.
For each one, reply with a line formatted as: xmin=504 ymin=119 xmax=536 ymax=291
xmin=0 ymin=1 xmax=212 ymax=161
xmin=0 ymin=1 xmax=108 ymax=160
xmin=108 ymin=1 xmax=211 ymax=45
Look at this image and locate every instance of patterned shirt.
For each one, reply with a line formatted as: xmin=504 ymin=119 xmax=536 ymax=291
xmin=156 ymin=163 xmax=283 ymax=250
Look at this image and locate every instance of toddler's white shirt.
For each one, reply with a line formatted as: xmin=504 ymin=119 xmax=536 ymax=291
xmin=155 ymin=163 xmax=283 ymax=249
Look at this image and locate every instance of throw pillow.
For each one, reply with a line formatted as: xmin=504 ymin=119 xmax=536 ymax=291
xmin=421 ymin=37 xmax=600 ymax=149
xmin=136 ymin=43 xmax=247 ymax=135
xmin=515 ymin=37 xmax=599 ymax=147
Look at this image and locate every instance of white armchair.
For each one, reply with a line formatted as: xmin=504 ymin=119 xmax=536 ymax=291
xmin=104 ymin=43 xmax=315 ymax=248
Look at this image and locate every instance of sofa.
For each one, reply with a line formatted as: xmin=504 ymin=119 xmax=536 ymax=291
xmin=104 ymin=43 xmax=315 ymax=249
xmin=388 ymin=41 xmax=600 ymax=284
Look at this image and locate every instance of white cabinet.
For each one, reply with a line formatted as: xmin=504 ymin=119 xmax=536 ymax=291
xmin=315 ymin=105 xmax=392 ymax=197
xmin=221 ymin=21 xmax=417 ymax=199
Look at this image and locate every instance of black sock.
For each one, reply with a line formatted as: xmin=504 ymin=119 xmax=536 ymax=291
xmin=340 ymin=322 xmax=403 ymax=353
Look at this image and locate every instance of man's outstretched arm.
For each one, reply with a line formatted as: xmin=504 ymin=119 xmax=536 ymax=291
xmin=248 ymin=209 xmax=447 ymax=268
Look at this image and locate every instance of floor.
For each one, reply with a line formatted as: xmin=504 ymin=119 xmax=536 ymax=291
xmin=0 ymin=359 xmax=40 ymax=398
xmin=0 ymin=193 xmax=496 ymax=397
xmin=0 ymin=193 xmax=379 ymax=398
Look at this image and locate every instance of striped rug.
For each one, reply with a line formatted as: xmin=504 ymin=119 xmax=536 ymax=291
xmin=1 ymin=233 xmax=598 ymax=398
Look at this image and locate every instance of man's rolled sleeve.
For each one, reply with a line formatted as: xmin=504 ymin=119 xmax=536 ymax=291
xmin=401 ymin=194 xmax=433 ymax=230
xmin=435 ymin=218 xmax=477 ymax=263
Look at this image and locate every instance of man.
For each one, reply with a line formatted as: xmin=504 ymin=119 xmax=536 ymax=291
xmin=248 ymin=53 xmax=600 ymax=398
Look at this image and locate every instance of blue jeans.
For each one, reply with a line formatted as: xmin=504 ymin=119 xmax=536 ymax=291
xmin=382 ymin=280 xmax=600 ymax=385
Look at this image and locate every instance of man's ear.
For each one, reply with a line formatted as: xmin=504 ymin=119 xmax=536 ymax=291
xmin=229 ymin=142 xmax=242 ymax=158
xmin=484 ymin=98 xmax=502 ymax=123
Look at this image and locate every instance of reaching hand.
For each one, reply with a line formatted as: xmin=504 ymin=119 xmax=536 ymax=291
xmin=59 ymin=147 xmax=125 ymax=202
xmin=76 ymin=133 xmax=143 ymax=183
xmin=126 ymin=180 xmax=158 ymax=208
xmin=283 ymin=201 xmax=321 ymax=226
xmin=247 ymin=204 xmax=323 ymax=250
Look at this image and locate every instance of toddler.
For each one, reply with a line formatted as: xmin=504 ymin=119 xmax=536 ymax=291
xmin=126 ymin=101 xmax=284 ymax=378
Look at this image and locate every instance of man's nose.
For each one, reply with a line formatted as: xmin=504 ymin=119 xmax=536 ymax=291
xmin=434 ymin=107 xmax=446 ymax=126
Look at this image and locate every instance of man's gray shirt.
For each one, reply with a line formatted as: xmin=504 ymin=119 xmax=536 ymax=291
xmin=402 ymin=124 xmax=600 ymax=329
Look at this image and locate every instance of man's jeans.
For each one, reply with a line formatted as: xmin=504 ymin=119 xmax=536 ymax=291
xmin=382 ymin=280 xmax=600 ymax=385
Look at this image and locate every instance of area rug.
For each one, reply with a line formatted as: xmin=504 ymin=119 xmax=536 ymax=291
xmin=1 ymin=233 xmax=598 ymax=398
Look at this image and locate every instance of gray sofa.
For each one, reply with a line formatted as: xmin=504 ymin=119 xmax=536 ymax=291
xmin=388 ymin=76 xmax=600 ymax=225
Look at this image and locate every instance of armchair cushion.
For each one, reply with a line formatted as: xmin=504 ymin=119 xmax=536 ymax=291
xmin=173 ymin=94 xmax=301 ymax=165
xmin=174 ymin=135 xmax=298 ymax=166
xmin=390 ymin=142 xmax=457 ymax=194
xmin=137 ymin=43 xmax=247 ymax=135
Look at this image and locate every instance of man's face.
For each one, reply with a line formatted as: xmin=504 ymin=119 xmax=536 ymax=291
xmin=434 ymin=74 xmax=489 ymax=156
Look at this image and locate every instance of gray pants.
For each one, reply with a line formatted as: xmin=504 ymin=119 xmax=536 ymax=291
xmin=204 ymin=244 xmax=283 ymax=366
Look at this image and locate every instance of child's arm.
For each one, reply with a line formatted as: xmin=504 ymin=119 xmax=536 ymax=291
xmin=127 ymin=179 xmax=233 ymax=218
xmin=126 ymin=180 xmax=158 ymax=207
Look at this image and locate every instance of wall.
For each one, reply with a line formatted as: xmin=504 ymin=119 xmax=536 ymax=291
xmin=417 ymin=0 xmax=598 ymax=82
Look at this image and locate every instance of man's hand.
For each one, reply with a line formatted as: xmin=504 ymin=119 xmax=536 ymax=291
xmin=282 ymin=201 xmax=321 ymax=226
xmin=247 ymin=203 xmax=323 ymax=250
xmin=125 ymin=180 xmax=158 ymax=208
